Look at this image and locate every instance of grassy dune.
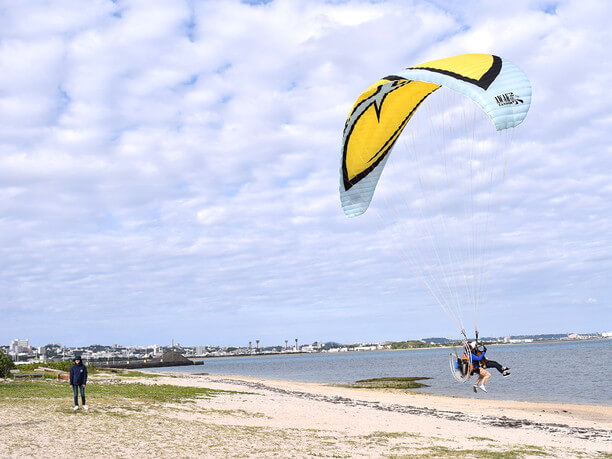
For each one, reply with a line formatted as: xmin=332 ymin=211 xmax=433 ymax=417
xmin=346 ymin=376 xmax=431 ymax=389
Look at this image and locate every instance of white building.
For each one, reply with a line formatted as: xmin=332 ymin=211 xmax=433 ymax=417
xmin=9 ymin=339 xmax=30 ymax=356
xmin=195 ymin=346 xmax=206 ymax=355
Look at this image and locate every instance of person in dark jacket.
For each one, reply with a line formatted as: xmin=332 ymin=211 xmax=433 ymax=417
xmin=70 ymin=356 xmax=88 ymax=411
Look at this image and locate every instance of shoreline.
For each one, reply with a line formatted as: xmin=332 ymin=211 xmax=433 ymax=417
xmin=163 ymin=372 xmax=612 ymax=426
xmin=180 ymin=370 xmax=612 ymax=408
xmin=150 ymin=373 xmax=612 ymax=446
xmin=1 ymin=371 xmax=610 ymax=457
xmin=172 ymin=371 xmax=612 ymax=410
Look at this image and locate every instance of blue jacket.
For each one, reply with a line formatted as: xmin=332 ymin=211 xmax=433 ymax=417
xmin=70 ymin=363 xmax=88 ymax=386
xmin=471 ymin=352 xmax=486 ymax=369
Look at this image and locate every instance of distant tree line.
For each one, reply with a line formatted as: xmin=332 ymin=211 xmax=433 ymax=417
xmin=389 ymin=341 xmax=433 ymax=350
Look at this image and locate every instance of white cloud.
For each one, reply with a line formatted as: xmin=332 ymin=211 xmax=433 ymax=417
xmin=1 ymin=0 xmax=610 ymax=346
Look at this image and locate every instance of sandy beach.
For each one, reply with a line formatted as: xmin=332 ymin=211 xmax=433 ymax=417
xmin=1 ymin=372 xmax=610 ymax=458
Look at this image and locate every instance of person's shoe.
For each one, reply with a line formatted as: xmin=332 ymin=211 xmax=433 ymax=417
xmin=83 ymin=405 xmax=89 ymax=411
xmin=503 ymin=370 xmax=511 ymax=377
xmin=479 ymin=384 xmax=487 ymax=392
xmin=73 ymin=406 xmax=79 ymax=411
xmin=473 ymin=385 xmax=478 ymax=393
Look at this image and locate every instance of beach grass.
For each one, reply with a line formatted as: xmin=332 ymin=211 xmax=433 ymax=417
xmin=428 ymin=445 xmax=549 ymax=457
xmin=388 ymin=444 xmax=551 ymax=458
xmin=11 ymin=364 xmax=165 ymax=379
xmin=0 ymin=380 xmax=244 ymax=404
xmin=11 ymin=361 xmax=78 ymax=373
xmin=348 ymin=376 xmax=431 ymax=389
xmin=364 ymin=431 xmax=420 ymax=440
xmin=97 ymin=369 xmax=165 ymax=378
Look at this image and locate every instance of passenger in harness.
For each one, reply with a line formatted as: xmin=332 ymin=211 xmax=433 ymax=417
xmin=470 ymin=348 xmax=491 ymax=392
xmin=469 ymin=342 xmax=511 ymax=392
xmin=470 ymin=342 xmax=511 ymax=377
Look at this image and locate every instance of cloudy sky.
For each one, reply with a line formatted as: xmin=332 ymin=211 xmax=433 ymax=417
xmin=1 ymin=0 xmax=610 ymax=347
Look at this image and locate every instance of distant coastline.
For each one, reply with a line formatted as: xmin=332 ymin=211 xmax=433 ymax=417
xmin=5 ymin=333 xmax=609 ymax=364
xmin=191 ymin=337 xmax=610 ymax=360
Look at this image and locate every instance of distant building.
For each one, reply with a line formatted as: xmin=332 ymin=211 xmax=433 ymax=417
xmin=301 ymin=343 xmax=318 ymax=352
xmin=194 ymin=346 xmax=204 ymax=355
xmin=508 ymin=338 xmax=533 ymax=343
xmin=9 ymin=339 xmax=30 ymax=356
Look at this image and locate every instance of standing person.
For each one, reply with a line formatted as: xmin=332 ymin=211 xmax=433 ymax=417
xmin=70 ymin=356 xmax=88 ymax=411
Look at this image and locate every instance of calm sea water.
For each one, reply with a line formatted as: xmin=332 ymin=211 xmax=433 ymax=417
xmin=148 ymin=340 xmax=612 ymax=405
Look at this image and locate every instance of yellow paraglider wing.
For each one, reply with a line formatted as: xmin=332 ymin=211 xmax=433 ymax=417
xmin=340 ymin=53 xmax=531 ymax=217
xmin=343 ymin=78 xmax=439 ymax=189
xmin=410 ymin=53 xmax=502 ymax=90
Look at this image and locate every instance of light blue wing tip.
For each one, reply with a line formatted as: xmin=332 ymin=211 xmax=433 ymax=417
xmin=343 ymin=208 xmax=366 ymax=218
xmin=341 ymin=199 xmax=368 ymax=217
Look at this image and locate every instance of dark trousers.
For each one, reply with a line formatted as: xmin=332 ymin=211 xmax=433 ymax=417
xmin=485 ymin=360 xmax=505 ymax=374
xmin=73 ymin=385 xmax=86 ymax=405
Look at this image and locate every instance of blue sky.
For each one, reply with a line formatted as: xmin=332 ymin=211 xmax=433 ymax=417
xmin=1 ymin=0 xmax=610 ymax=347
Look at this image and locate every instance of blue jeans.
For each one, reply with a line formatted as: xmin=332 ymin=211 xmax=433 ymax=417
xmin=73 ymin=385 xmax=86 ymax=406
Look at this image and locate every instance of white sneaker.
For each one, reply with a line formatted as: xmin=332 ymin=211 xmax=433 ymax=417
xmin=83 ymin=405 xmax=89 ymax=411
xmin=73 ymin=406 xmax=79 ymax=411
xmin=479 ymin=384 xmax=487 ymax=392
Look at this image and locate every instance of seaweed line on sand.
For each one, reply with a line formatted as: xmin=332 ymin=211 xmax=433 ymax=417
xmin=195 ymin=376 xmax=611 ymax=442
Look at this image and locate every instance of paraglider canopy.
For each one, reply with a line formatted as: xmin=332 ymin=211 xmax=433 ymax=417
xmin=340 ymin=53 xmax=531 ymax=218
xmin=338 ymin=53 xmax=532 ymax=382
